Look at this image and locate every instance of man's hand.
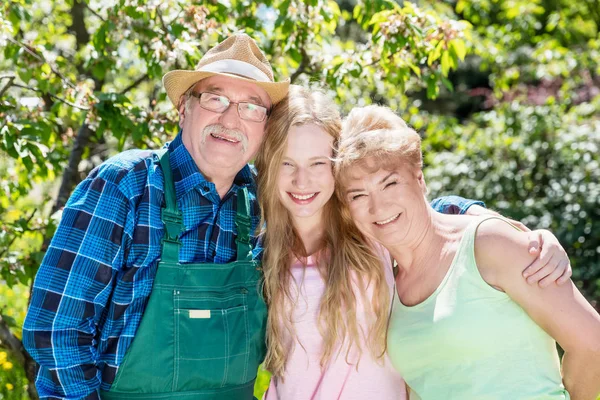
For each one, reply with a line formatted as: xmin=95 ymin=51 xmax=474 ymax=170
xmin=466 ymin=205 xmax=572 ymax=287
xmin=523 ymin=229 xmax=572 ymax=287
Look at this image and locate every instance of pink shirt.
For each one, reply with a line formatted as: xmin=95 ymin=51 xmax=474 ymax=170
xmin=265 ymin=245 xmax=406 ymax=400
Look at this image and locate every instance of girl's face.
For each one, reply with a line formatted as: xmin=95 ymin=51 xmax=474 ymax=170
xmin=277 ymin=123 xmax=336 ymax=226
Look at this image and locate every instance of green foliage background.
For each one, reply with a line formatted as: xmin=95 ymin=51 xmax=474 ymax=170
xmin=0 ymin=0 xmax=598 ymax=398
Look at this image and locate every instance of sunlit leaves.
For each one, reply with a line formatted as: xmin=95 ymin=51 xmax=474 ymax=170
xmin=360 ymin=2 xmax=472 ymax=99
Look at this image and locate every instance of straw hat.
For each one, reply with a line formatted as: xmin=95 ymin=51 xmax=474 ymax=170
xmin=163 ymin=34 xmax=289 ymax=107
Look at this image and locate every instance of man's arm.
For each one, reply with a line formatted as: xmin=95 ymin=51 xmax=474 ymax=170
xmin=430 ymin=195 xmax=484 ymax=215
xmin=23 ymin=173 xmax=131 ymax=399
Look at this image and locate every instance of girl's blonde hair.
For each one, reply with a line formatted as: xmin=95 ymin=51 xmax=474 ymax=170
xmin=255 ymin=86 xmax=390 ymax=378
xmin=335 ymin=105 xmax=423 ymax=184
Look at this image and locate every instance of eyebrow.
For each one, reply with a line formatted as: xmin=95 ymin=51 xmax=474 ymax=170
xmin=379 ymin=172 xmax=396 ymax=184
xmin=345 ymin=186 xmax=364 ymax=195
xmin=203 ymin=85 xmax=265 ymax=106
xmin=345 ymin=172 xmax=397 ymax=195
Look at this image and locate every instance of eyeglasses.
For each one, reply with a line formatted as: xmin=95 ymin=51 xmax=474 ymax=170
xmin=190 ymin=91 xmax=269 ymax=122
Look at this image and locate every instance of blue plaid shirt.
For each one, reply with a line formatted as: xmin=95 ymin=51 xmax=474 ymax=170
xmin=23 ymin=131 xmax=483 ymax=399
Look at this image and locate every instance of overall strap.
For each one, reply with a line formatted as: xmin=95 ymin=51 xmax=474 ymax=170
xmin=157 ymin=149 xmax=184 ymax=264
xmin=235 ymin=187 xmax=253 ymax=262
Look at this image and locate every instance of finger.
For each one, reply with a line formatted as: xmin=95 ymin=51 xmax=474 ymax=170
xmin=526 ymin=237 xmax=542 ymax=256
xmin=523 ymin=235 xmax=546 ymax=277
xmin=538 ymin=259 xmax=567 ymax=288
xmin=523 ymin=257 xmax=543 ymax=279
xmin=526 ymin=253 xmax=558 ymax=284
xmin=557 ymin=262 xmax=573 ymax=285
xmin=536 ymin=231 xmax=558 ymax=263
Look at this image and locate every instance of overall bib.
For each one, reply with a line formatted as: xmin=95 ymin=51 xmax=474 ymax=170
xmin=102 ymin=150 xmax=267 ymax=399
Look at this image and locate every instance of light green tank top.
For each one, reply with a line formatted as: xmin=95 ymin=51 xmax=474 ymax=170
xmin=386 ymin=217 xmax=570 ymax=400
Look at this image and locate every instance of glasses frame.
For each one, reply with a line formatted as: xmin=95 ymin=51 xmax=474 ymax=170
xmin=190 ymin=91 xmax=270 ymax=122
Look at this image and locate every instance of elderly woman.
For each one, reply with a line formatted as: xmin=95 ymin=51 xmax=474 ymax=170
xmin=335 ymin=105 xmax=600 ymax=400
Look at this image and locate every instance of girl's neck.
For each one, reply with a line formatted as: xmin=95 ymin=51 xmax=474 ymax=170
xmin=294 ymin=213 xmax=326 ymax=257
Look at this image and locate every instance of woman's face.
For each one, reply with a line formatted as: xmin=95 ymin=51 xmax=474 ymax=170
xmin=277 ymin=123 xmax=336 ymax=225
xmin=343 ymin=158 xmax=427 ymax=247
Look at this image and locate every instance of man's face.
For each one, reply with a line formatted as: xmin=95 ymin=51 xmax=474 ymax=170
xmin=179 ymin=75 xmax=271 ymax=179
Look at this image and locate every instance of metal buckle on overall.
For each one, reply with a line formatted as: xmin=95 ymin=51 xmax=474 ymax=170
xmin=161 ymin=209 xmax=184 ymax=243
xmin=235 ymin=215 xmax=251 ymax=238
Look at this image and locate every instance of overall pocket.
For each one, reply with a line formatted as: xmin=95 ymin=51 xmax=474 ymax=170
xmin=173 ymin=289 xmax=251 ymax=391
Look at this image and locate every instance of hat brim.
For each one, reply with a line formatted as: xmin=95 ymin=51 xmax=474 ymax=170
xmin=162 ymin=70 xmax=290 ymax=108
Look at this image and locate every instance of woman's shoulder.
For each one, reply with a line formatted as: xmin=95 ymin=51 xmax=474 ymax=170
xmin=474 ymin=216 xmax=526 ymax=249
xmin=473 ymin=217 xmax=537 ymax=282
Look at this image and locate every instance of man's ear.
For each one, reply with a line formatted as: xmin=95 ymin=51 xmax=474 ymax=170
xmin=416 ymin=170 xmax=428 ymax=195
xmin=178 ymin=97 xmax=186 ymax=129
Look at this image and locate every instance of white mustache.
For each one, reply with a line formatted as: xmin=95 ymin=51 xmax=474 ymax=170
xmin=202 ymin=124 xmax=248 ymax=153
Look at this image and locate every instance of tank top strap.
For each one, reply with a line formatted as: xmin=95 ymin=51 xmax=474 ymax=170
xmin=454 ymin=215 xmax=524 ymax=282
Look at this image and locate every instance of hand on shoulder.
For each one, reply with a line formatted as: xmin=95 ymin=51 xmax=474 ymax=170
xmin=473 ymin=217 xmax=537 ymax=290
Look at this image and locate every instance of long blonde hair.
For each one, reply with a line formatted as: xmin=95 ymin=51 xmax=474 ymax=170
xmin=255 ymin=86 xmax=390 ymax=378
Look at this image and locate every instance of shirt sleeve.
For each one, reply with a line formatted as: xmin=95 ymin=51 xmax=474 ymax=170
xmin=429 ymin=195 xmax=485 ymax=215
xmin=23 ymin=173 xmax=131 ymax=399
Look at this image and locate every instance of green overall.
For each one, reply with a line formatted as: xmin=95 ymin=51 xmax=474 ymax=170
xmin=102 ymin=150 xmax=267 ymax=400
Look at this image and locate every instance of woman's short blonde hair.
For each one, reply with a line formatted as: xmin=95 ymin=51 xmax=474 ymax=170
xmin=335 ymin=105 xmax=423 ymax=183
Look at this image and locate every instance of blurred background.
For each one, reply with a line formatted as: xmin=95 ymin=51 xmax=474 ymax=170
xmin=0 ymin=0 xmax=598 ymax=398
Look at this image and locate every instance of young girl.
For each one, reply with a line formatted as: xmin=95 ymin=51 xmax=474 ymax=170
xmin=255 ymin=86 xmax=572 ymax=399
xmin=256 ymin=85 xmax=405 ymax=399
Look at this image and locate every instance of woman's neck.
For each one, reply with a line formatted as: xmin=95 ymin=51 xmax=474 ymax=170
xmin=387 ymin=211 xmax=459 ymax=276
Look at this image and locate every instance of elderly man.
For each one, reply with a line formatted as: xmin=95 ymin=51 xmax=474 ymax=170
xmin=23 ymin=34 xmax=288 ymax=400
xmin=22 ymin=34 xmax=569 ymax=400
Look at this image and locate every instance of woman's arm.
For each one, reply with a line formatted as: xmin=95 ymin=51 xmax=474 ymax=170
xmin=474 ymin=218 xmax=600 ymax=400
xmin=466 ymin=204 xmax=572 ymax=286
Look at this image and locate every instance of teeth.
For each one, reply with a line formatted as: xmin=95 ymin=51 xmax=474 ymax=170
xmin=211 ymin=133 xmax=237 ymax=143
xmin=375 ymin=213 xmax=400 ymax=225
xmin=290 ymin=193 xmax=317 ymax=200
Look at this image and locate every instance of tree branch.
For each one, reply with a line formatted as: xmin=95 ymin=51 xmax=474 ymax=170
xmin=83 ymin=2 xmax=107 ymax=22
xmin=156 ymin=7 xmax=181 ymax=69
xmin=7 ymin=37 xmax=78 ymax=90
xmin=0 ymin=314 xmax=38 ymax=399
xmin=11 ymin=83 xmax=90 ymax=110
xmin=0 ymin=75 xmax=16 ymax=98
xmin=51 ymin=122 xmax=95 ymax=214
xmin=0 ymin=315 xmax=25 ymax=365
xmin=120 ymin=74 xmax=148 ymax=95
xmin=69 ymin=0 xmax=90 ymax=48
xmin=290 ymin=47 xmax=309 ymax=83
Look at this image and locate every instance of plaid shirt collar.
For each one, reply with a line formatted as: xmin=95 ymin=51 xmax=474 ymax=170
xmin=168 ymin=130 xmax=254 ymax=202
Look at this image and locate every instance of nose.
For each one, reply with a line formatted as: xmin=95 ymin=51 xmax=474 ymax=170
xmin=368 ymin=192 xmax=385 ymax=216
xmin=219 ymin=104 xmax=240 ymax=129
xmin=293 ymin=167 xmax=310 ymax=190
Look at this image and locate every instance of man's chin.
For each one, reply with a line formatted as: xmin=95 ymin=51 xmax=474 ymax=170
xmin=200 ymin=151 xmax=248 ymax=171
